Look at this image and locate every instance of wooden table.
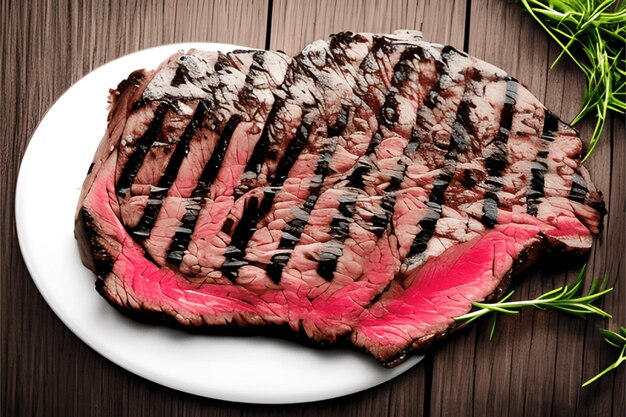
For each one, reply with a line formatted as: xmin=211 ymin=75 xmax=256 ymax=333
xmin=2 ymin=1 xmax=624 ymax=415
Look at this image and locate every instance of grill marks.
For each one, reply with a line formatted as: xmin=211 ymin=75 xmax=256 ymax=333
xmin=569 ymin=172 xmax=588 ymax=203
xmin=347 ymin=48 xmax=424 ymax=188
xmin=117 ymin=40 xmax=544 ymax=288
xmin=237 ymin=52 xmax=281 ymax=191
xmin=171 ymin=56 xmax=191 ymax=87
xmin=234 ymin=97 xmax=284 ymax=199
xmin=166 ymin=115 xmax=242 ymax=266
xmin=541 ymin=110 xmax=558 ymax=142
xmin=221 ymin=120 xmax=312 ymax=282
xmin=526 ymin=150 xmax=549 ymax=216
xmin=266 ymin=105 xmax=350 ymax=283
xmin=317 ymin=196 xmax=357 ymax=280
xmin=481 ymin=79 xmax=518 ymax=227
xmin=406 ymin=99 xmax=473 ymax=261
xmin=245 ymin=97 xmax=282 ymax=175
xmin=315 ymin=45 xmax=424 ymax=281
xmin=79 ymin=35 xmax=609 ymax=367
xmin=116 ymin=101 xmax=171 ymax=197
xmin=369 ymin=49 xmax=456 ymax=241
xmin=237 ymin=52 xmax=266 ymax=106
xmin=527 ymin=109 xmax=557 ymax=215
xmin=131 ymin=101 xmax=208 ymax=238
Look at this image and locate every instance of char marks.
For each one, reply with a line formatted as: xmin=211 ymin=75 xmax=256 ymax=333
xmin=481 ymin=79 xmax=518 ymax=228
xmin=527 ymin=108 xmax=556 ymax=215
xmin=237 ymin=51 xmax=266 ymax=106
xmin=234 ymin=96 xmax=284 ymax=199
xmin=317 ymin=42 xmax=425 ymax=281
xmin=166 ymin=115 xmax=242 ymax=266
xmin=347 ymin=46 xmax=425 ymax=188
xmin=116 ymin=101 xmax=171 ymax=197
xmin=406 ymin=99 xmax=472 ymax=261
xmin=541 ymin=109 xmax=558 ymax=141
xmin=243 ymin=97 xmax=282 ymax=175
xmin=367 ymin=47 xmax=457 ymax=240
xmin=317 ymin=196 xmax=357 ymax=280
xmin=77 ymin=33 xmax=608 ymax=368
xmin=569 ymin=172 xmax=588 ymax=203
xmin=171 ymin=55 xmax=191 ymax=87
xmin=526 ymin=151 xmax=548 ymax=216
xmin=132 ymin=101 xmax=209 ymax=238
xmin=221 ymin=120 xmax=312 ymax=281
xmin=267 ymin=105 xmax=350 ymax=283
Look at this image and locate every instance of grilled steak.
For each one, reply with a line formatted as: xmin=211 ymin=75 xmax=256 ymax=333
xmin=75 ymin=31 xmax=605 ymax=367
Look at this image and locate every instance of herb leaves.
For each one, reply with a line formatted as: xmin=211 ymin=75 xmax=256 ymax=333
xmin=454 ymin=265 xmax=613 ymax=336
xmin=583 ymin=326 xmax=626 ymax=386
xmin=517 ymin=0 xmax=625 ymax=159
xmin=454 ymin=265 xmax=625 ymax=386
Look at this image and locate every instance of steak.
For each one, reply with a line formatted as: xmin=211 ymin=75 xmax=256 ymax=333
xmin=75 ymin=31 xmax=606 ymax=367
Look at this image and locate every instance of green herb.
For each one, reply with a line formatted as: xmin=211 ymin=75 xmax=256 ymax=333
xmin=516 ymin=0 xmax=626 ymax=160
xmin=582 ymin=326 xmax=626 ymax=386
xmin=454 ymin=265 xmax=613 ymax=338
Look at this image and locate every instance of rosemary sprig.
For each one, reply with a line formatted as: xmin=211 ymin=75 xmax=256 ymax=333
xmin=582 ymin=326 xmax=626 ymax=386
xmin=454 ymin=265 xmax=613 ymax=338
xmin=516 ymin=0 xmax=626 ymax=160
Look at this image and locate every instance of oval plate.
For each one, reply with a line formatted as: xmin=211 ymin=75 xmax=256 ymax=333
xmin=15 ymin=43 xmax=421 ymax=404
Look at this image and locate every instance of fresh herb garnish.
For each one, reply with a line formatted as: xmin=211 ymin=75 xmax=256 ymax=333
xmin=582 ymin=326 xmax=626 ymax=386
xmin=517 ymin=0 xmax=626 ymax=159
xmin=454 ymin=265 xmax=613 ymax=338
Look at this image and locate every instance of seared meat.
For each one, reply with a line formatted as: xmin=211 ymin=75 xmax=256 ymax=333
xmin=75 ymin=31 xmax=605 ymax=366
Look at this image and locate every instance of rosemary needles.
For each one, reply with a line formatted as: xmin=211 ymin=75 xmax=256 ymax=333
xmin=454 ymin=265 xmax=623 ymax=386
xmin=455 ymin=265 xmax=613 ymax=338
xmin=517 ymin=0 xmax=626 ymax=159
xmin=583 ymin=327 xmax=626 ymax=386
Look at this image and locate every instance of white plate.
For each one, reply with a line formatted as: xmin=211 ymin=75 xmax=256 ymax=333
xmin=15 ymin=43 xmax=421 ymax=404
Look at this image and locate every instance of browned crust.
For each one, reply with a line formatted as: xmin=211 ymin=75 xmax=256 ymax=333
xmin=74 ymin=207 xmax=114 ymax=280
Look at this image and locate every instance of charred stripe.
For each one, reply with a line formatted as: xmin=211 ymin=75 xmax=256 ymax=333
xmin=221 ymin=196 xmax=260 ymax=280
xmin=171 ymin=55 xmax=191 ymax=87
xmin=233 ymin=96 xmax=285 ymax=201
xmin=568 ymin=172 xmax=588 ymax=203
xmin=244 ymin=99 xmax=283 ymax=175
xmin=317 ymin=196 xmax=357 ymax=281
xmin=369 ymin=48 xmax=457 ymax=236
xmin=132 ymin=101 xmax=208 ymax=238
xmin=541 ymin=109 xmax=559 ymax=142
xmin=526 ymin=108 xmax=556 ymax=216
xmin=166 ymin=115 xmax=242 ymax=266
xmin=221 ymin=120 xmax=312 ymax=281
xmin=320 ymin=46 xmax=425 ymax=281
xmin=405 ymin=47 xmax=463 ymax=155
xmin=481 ymin=79 xmax=518 ymax=227
xmin=348 ymin=47 xmax=424 ymax=188
xmin=525 ymin=151 xmax=548 ymax=216
xmin=267 ymin=105 xmax=350 ymax=283
xmin=238 ymin=52 xmax=267 ymax=107
xmin=116 ymin=101 xmax=171 ymax=197
xmin=406 ymin=101 xmax=471 ymax=260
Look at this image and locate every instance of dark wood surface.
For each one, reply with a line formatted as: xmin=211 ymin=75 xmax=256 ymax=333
xmin=1 ymin=1 xmax=624 ymax=415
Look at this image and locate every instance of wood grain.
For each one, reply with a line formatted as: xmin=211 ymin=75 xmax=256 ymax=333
xmin=1 ymin=0 xmax=623 ymax=416
xmin=269 ymin=0 xmax=467 ymax=55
